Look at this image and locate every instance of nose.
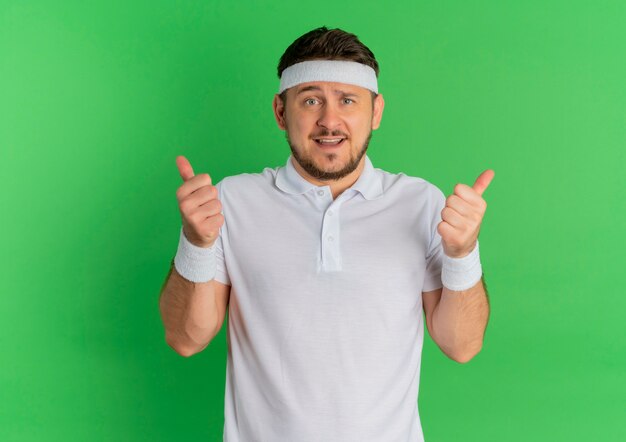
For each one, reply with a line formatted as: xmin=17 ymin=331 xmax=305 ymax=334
xmin=316 ymin=102 xmax=343 ymax=132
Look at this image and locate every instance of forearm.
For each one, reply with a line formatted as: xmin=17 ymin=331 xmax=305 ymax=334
xmin=158 ymin=258 xmax=219 ymax=355
xmin=432 ymin=275 xmax=490 ymax=362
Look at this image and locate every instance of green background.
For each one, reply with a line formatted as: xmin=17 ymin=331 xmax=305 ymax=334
xmin=1 ymin=0 xmax=624 ymax=440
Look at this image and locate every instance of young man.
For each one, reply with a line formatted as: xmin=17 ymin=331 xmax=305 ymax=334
xmin=161 ymin=26 xmax=493 ymax=442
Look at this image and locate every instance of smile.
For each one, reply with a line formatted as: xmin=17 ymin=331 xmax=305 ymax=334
xmin=313 ymin=138 xmax=346 ymax=148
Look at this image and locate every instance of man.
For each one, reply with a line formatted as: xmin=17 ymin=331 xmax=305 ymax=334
xmin=159 ymin=26 xmax=493 ymax=442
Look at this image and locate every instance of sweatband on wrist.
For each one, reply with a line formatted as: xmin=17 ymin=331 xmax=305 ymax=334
xmin=441 ymin=240 xmax=483 ymax=291
xmin=278 ymin=60 xmax=378 ymax=94
xmin=173 ymin=225 xmax=217 ymax=283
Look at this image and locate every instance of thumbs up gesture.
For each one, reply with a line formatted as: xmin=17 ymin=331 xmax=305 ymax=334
xmin=175 ymin=155 xmax=225 ymax=248
xmin=437 ymin=170 xmax=495 ymax=258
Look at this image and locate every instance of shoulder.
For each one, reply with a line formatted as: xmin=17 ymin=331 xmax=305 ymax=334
xmin=215 ymin=165 xmax=278 ymax=190
xmin=214 ymin=165 xmax=280 ymax=202
xmin=375 ymin=165 xmax=445 ymax=202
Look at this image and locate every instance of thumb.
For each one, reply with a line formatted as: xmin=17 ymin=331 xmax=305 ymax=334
xmin=176 ymin=155 xmax=195 ymax=182
xmin=472 ymin=169 xmax=495 ymax=196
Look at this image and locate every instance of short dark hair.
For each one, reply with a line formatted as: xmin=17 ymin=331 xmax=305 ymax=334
xmin=277 ymin=26 xmax=379 ymax=108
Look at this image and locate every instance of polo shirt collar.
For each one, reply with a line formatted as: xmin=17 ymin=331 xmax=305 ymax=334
xmin=275 ymin=154 xmax=384 ymax=200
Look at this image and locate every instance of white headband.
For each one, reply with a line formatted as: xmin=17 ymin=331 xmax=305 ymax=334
xmin=278 ymin=60 xmax=378 ymax=94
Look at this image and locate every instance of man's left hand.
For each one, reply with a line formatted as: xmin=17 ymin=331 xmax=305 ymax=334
xmin=437 ymin=170 xmax=495 ymax=258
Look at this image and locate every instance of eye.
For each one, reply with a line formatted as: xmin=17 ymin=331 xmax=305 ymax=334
xmin=343 ymin=98 xmax=355 ymax=104
xmin=305 ymin=98 xmax=318 ymax=105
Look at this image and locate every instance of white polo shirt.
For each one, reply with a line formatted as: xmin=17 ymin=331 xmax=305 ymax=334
xmin=212 ymin=153 xmax=446 ymax=442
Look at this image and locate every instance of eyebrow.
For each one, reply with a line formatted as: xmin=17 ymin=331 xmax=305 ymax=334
xmin=295 ymin=85 xmax=359 ymax=97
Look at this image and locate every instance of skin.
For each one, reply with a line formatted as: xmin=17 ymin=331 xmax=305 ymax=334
xmin=272 ymin=81 xmax=385 ymax=200
xmin=273 ymin=79 xmax=493 ymax=363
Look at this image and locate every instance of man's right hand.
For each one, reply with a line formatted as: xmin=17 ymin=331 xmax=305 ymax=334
xmin=175 ymin=155 xmax=225 ymax=248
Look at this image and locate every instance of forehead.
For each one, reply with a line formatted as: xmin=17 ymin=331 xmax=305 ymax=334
xmin=292 ymin=81 xmax=369 ymax=96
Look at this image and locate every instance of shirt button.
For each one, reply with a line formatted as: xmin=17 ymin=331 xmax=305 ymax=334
xmin=327 ymin=235 xmax=334 ymax=242
xmin=317 ymin=190 xmax=324 ymax=196
xmin=328 ymin=210 xmax=333 ymax=216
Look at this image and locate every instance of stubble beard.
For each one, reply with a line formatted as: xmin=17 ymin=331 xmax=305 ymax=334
xmin=284 ymin=128 xmax=373 ymax=181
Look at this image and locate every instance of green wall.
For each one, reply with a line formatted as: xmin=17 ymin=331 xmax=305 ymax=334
xmin=1 ymin=1 xmax=624 ymax=440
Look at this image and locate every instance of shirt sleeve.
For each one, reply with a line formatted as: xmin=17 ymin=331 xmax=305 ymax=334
xmin=213 ymin=179 xmax=231 ymax=286
xmin=422 ymin=183 xmax=446 ymax=292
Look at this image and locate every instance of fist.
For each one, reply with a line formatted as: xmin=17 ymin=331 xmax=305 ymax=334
xmin=175 ymin=155 xmax=225 ymax=248
xmin=437 ymin=169 xmax=494 ymax=258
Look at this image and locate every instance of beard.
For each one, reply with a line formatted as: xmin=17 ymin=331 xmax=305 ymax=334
xmin=284 ymin=129 xmax=373 ymax=181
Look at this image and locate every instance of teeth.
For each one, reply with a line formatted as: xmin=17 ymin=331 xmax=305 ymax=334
xmin=316 ymin=138 xmax=343 ymax=144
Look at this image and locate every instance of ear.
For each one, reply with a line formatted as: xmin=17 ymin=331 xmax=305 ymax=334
xmin=371 ymin=93 xmax=385 ymax=130
xmin=273 ymin=93 xmax=287 ymax=130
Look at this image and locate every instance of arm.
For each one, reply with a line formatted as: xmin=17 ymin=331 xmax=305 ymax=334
xmin=423 ymin=169 xmax=495 ymax=363
xmin=158 ymin=257 xmax=231 ymax=357
xmin=422 ymin=274 xmax=490 ymax=363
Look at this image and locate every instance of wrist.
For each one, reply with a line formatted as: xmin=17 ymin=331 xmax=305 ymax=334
xmin=174 ymin=226 xmax=217 ymax=283
xmin=441 ymin=240 xmax=482 ymax=291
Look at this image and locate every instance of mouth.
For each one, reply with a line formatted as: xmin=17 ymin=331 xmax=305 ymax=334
xmin=313 ymin=137 xmax=346 ymax=148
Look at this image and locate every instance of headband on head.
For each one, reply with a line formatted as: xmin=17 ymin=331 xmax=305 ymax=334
xmin=278 ymin=60 xmax=378 ymax=94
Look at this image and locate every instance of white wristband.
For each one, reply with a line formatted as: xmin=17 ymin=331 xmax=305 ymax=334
xmin=173 ymin=226 xmax=217 ymax=283
xmin=441 ymin=240 xmax=483 ymax=291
